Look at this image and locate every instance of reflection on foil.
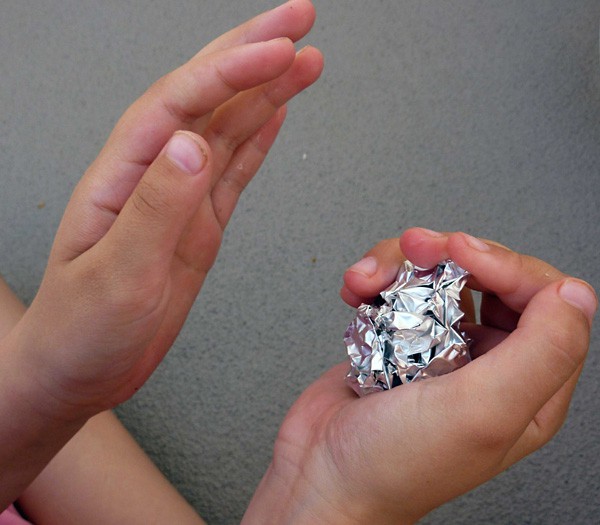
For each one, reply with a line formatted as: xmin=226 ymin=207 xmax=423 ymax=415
xmin=345 ymin=259 xmax=470 ymax=396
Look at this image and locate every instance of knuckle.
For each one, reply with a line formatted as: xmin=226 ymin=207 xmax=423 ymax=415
xmin=258 ymin=83 xmax=281 ymax=114
xmin=209 ymin=124 xmax=242 ymax=154
xmin=543 ymin=324 xmax=587 ymax=375
xmin=533 ymin=412 xmax=567 ymax=448
xmin=211 ymin=59 xmax=238 ymax=96
xmin=130 ymin=177 xmax=172 ymax=220
xmin=152 ymin=72 xmax=196 ymax=126
xmin=220 ymin=171 xmax=249 ymax=197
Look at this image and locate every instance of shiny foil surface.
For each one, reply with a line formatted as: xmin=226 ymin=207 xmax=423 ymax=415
xmin=345 ymin=259 xmax=470 ymax=396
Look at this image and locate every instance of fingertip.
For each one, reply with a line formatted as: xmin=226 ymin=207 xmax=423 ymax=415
xmin=280 ymin=0 xmax=317 ymax=39
xmin=164 ymin=131 xmax=209 ymax=175
xmin=265 ymin=36 xmax=298 ymax=64
xmin=400 ymin=227 xmax=448 ymax=268
xmin=340 ymin=285 xmax=364 ymax=308
xmin=295 ymin=44 xmax=324 ymax=80
xmin=558 ymin=278 xmax=598 ymax=326
xmin=342 ymin=267 xmax=374 ymax=300
xmin=342 ymin=267 xmax=378 ymax=306
xmin=347 ymin=256 xmax=378 ymax=278
xmin=343 ymin=257 xmax=401 ymax=303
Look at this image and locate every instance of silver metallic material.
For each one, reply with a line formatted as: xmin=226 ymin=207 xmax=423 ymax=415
xmin=345 ymin=259 xmax=470 ymax=396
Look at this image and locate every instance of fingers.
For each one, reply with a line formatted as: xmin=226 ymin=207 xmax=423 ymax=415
xmin=340 ymin=230 xmax=476 ymax=319
xmin=399 ymin=228 xmax=570 ymax=329
xmin=500 ymin=364 xmax=584 ymax=469
xmin=103 ymin=0 xmax=317 ymax=173
xmin=211 ymin=106 xmax=288 ymax=228
xmin=342 ymin=228 xmax=570 ymax=319
xmin=457 ymin=278 xmax=595 ymax=446
xmin=97 ymin=132 xmax=212 ymax=278
xmin=399 ymin=227 xmax=451 ymax=268
xmin=162 ymin=47 xmax=323 ymax=273
xmin=57 ymin=42 xmax=322 ymax=262
xmin=102 ymin=38 xmax=297 ymax=174
xmin=203 ymin=46 xmax=323 ymax=179
xmin=340 ymin=238 xmax=405 ymax=307
xmin=199 ymin=0 xmax=316 ymax=56
xmin=341 ymin=228 xmax=451 ymax=308
xmin=445 ymin=233 xmax=568 ymax=315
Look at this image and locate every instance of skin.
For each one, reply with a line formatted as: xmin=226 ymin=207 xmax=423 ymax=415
xmin=1 ymin=276 xmax=204 ymax=523
xmin=0 ymin=0 xmax=323 ymax=512
xmin=1 ymin=1 xmax=595 ymax=521
xmin=243 ymin=228 xmax=597 ymax=524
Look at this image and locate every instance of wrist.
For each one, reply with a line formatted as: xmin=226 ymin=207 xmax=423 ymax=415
xmin=243 ymin=458 xmax=400 ymax=525
xmin=0 ymin=329 xmax=88 ymax=508
xmin=241 ymin=431 xmax=426 ymax=525
xmin=1 ymin=324 xmax=92 ymax=422
xmin=6 ymin=312 xmax=109 ymax=422
xmin=242 ymin=462 xmax=351 ymax=525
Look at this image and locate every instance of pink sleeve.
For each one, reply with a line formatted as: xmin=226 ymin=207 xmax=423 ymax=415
xmin=0 ymin=506 xmax=32 ymax=525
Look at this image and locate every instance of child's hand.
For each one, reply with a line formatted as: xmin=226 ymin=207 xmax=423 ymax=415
xmin=6 ymin=0 xmax=322 ymax=418
xmin=243 ymin=228 xmax=596 ymax=524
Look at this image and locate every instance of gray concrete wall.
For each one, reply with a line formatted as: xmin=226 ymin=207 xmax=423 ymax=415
xmin=1 ymin=1 xmax=599 ymax=523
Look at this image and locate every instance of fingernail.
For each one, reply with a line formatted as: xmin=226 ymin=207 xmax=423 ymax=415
xmin=418 ymin=228 xmax=446 ymax=238
xmin=348 ymin=256 xmax=378 ymax=277
xmin=463 ymin=233 xmax=490 ymax=252
xmin=165 ymin=132 xmax=206 ymax=175
xmin=559 ymin=279 xmax=598 ymax=324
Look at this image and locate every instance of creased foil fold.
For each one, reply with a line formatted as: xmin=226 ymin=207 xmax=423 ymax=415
xmin=345 ymin=259 xmax=470 ymax=396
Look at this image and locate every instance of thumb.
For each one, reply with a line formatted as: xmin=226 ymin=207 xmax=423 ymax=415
xmin=101 ymin=131 xmax=212 ymax=274
xmin=459 ymin=278 xmax=596 ymax=437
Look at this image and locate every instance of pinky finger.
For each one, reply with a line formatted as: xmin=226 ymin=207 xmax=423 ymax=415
xmin=211 ymin=106 xmax=287 ymax=229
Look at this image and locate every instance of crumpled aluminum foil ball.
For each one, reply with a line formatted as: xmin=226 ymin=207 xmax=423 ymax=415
xmin=345 ymin=259 xmax=471 ymax=396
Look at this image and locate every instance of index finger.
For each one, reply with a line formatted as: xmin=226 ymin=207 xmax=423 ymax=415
xmin=52 ymin=38 xmax=298 ymax=261
xmin=99 ymin=37 xmax=297 ymax=173
xmin=445 ymin=232 xmax=566 ymax=314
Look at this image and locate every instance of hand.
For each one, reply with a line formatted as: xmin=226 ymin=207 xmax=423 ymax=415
xmin=244 ymin=228 xmax=596 ymax=524
xmin=6 ymin=0 xmax=323 ymax=418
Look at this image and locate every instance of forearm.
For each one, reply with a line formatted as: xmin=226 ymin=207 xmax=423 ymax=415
xmin=19 ymin=410 xmax=204 ymax=525
xmin=0 ymin=331 xmax=86 ymax=510
xmin=0 ymin=277 xmax=203 ymax=522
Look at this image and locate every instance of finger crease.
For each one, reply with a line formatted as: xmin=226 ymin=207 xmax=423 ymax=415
xmin=219 ymin=173 xmax=249 ymax=196
xmin=173 ymin=249 xmax=211 ymax=280
xmin=257 ymin=83 xmax=281 ymax=117
xmin=159 ymin=74 xmax=201 ymax=126
xmin=211 ymin=60 xmax=239 ymax=100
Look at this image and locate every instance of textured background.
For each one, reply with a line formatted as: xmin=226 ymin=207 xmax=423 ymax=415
xmin=1 ymin=1 xmax=599 ymax=523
